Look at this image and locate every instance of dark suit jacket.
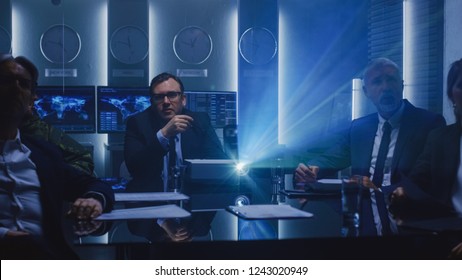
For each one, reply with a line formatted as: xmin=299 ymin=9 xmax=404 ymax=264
xmin=399 ymin=123 xmax=461 ymax=218
xmin=307 ymin=100 xmax=446 ymax=235
xmin=309 ymin=100 xmax=446 ymax=189
xmin=1 ymin=135 xmax=114 ymax=259
xmin=124 ymin=108 xmax=228 ymax=192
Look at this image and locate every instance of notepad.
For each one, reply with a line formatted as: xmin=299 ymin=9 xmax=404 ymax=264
xmin=226 ymin=204 xmax=314 ymax=220
xmin=95 ymin=204 xmax=191 ymax=220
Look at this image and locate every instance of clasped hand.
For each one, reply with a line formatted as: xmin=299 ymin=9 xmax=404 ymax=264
xmin=160 ymin=219 xmax=192 ymax=242
xmin=294 ymin=164 xmax=319 ymax=187
xmin=161 ymin=115 xmax=194 ymax=138
xmin=295 ymin=164 xmax=380 ymax=191
xmin=66 ymin=198 xmax=103 ymax=220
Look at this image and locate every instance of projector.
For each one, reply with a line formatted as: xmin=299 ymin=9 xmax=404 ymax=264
xmin=183 ymin=159 xmax=250 ymax=210
xmin=184 ymin=159 xmax=239 ymax=186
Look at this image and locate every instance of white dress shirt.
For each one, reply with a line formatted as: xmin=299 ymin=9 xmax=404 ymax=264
xmin=368 ymin=102 xmax=405 ymax=235
xmin=0 ymin=130 xmax=43 ymax=238
xmin=156 ymin=130 xmax=183 ymax=192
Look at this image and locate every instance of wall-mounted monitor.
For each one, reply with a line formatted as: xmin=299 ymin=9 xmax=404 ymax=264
xmin=34 ymin=86 xmax=96 ymax=133
xmin=97 ymin=86 xmax=151 ymax=133
xmin=185 ymin=91 xmax=237 ymax=128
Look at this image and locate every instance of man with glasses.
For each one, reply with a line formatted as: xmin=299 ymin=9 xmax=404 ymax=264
xmin=124 ymin=72 xmax=227 ymax=242
xmin=124 ymin=72 xmax=228 ymax=192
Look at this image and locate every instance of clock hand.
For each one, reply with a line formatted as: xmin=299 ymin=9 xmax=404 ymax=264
xmin=182 ymin=40 xmax=193 ymax=47
xmin=47 ymin=40 xmax=63 ymax=47
xmin=191 ymin=36 xmax=198 ymax=47
xmin=115 ymin=40 xmax=130 ymax=47
xmin=250 ymin=42 xmax=260 ymax=56
xmin=127 ymin=35 xmax=132 ymax=49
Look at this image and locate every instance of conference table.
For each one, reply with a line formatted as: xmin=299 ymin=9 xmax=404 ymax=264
xmin=68 ymin=176 xmax=462 ymax=260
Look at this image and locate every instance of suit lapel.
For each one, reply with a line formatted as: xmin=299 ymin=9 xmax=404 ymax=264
xmin=354 ymin=115 xmax=378 ymax=174
xmin=442 ymin=125 xmax=460 ymax=198
xmin=25 ymin=138 xmax=52 ymax=186
xmin=390 ymin=101 xmax=415 ymax=172
xmin=147 ymin=109 xmax=162 ymax=143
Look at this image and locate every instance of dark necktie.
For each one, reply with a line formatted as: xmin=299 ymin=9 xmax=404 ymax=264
xmin=372 ymin=121 xmax=392 ymax=235
xmin=168 ymin=136 xmax=177 ymax=191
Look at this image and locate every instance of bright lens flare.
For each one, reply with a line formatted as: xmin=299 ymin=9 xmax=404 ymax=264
xmin=235 ymin=162 xmax=249 ymax=176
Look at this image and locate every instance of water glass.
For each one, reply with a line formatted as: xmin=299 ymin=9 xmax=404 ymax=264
xmin=341 ymin=176 xmax=362 ymax=237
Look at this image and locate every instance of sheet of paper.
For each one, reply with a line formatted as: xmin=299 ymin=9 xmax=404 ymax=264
xmin=95 ymin=204 xmax=191 ymax=221
xmin=227 ymin=204 xmax=313 ymax=220
xmin=317 ymin=179 xmax=342 ymax=184
xmin=115 ymin=192 xmax=189 ymax=202
xmin=185 ymin=159 xmax=236 ymax=164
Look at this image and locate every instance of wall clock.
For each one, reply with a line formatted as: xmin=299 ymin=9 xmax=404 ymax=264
xmin=40 ymin=24 xmax=81 ymax=64
xmin=173 ymin=26 xmax=213 ymax=65
xmin=110 ymin=25 xmax=149 ymax=64
xmin=0 ymin=26 xmax=11 ymax=53
xmin=239 ymin=27 xmax=277 ymax=65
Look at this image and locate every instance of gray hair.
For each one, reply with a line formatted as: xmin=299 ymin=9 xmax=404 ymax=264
xmin=362 ymin=57 xmax=401 ymax=84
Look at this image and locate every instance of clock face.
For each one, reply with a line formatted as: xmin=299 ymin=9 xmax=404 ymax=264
xmin=239 ymin=27 xmax=278 ymax=65
xmin=173 ymin=26 xmax=213 ymax=65
xmin=110 ymin=25 xmax=149 ymax=64
xmin=40 ymin=24 xmax=81 ymax=64
xmin=0 ymin=26 xmax=11 ymax=53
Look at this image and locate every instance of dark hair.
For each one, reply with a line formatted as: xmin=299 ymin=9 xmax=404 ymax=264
xmin=447 ymin=58 xmax=462 ymax=102
xmin=0 ymin=53 xmax=14 ymax=66
xmin=0 ymin=54 xmax=39 ymax=83
xmin=149 ymin=72 xmax=184 ymax=94
xmin=14 ymin=56 xmax=39 ymax=82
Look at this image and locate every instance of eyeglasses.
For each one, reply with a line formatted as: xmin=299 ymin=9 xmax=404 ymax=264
xmin=0 ymin=75 xmax=37 ymax=92
xmin=151 ymin=91 xmax=182 ymax=103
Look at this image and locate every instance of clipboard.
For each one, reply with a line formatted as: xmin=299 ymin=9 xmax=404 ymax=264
xmin=226 ymin=204 xmax=314 ymax=220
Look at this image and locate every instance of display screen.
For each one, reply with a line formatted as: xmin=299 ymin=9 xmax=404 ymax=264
xmin=34 ymin=86 xmax=96 ymax=133
xmin=185 ymin=91 xmax=237 ymax=128
xmin=97 ymin=86 xmax=151 ymax=133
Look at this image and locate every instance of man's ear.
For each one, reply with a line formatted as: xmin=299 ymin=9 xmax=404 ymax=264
xmin=181 ymin=94 xmax=186 ymax=106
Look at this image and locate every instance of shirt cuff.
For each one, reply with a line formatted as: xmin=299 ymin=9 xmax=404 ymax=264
xmin=83 ymin=191 xmax=107 ymax=212
xmin=156 ymin=130 xmax=169 ymax=151
xmin=157 ymin=218 xmax=166 ymax=226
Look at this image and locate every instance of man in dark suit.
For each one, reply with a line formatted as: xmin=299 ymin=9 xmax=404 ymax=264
xmin=124 ymin=72 xmax=226 ymax=241
xmin=124 ymin=72 xmax=228 ymax=192
xmin=0 ymin=54 xmax=114 ymax=259
xmin=294 ymin=58 xmax=446 ymax=236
